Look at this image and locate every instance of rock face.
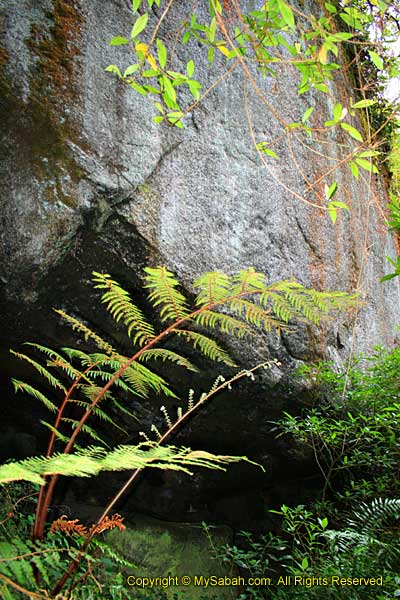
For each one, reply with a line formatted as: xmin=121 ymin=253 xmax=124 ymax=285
xmin=1 ymin=0 xmax=399 ymax=525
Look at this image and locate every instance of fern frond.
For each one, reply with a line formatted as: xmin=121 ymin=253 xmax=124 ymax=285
xmin=0 ymin=538 xmax=63 ymax=594
xmin=174 ymin=330 xmax=237 ymax=366
xmin=194 ymin=309 xmax=252 ymax=338
xmin=348 ymin=498 xmax=400 ymax=535
xmin=324 ymin=529 xmax=375 ymax=553
xmin=54 ymin=310 xmax=116 ymax=356
xmin=0 ymin=539 xmax=36 ymax=589
xmin=229 ymin=298 xmax=287 ymax=332
xmin=260 ymin=292 xmax=301 ymax=323
xmin=138 ymin=348 xmax=199 ymax=372
xmin=193 ymin=271 xmax=231 ymax=306
xmin=308 ymin=288 xmax=359 ymax=312
xmin=10 ymin=350 xmax=66 ymax=392
xmin=24 ymin=343 xmax=88 ymax=383
xmin=264 ymin=281 xmax=359 ymax=325
xmin=77 ymin=383 xmax=113 ymax=403
xmin=70 ymin=395 xmax=127 ymax=434
xmin=118 ymin=364 xmax=149 ymax=398
xmin=273 ymin=281 xmax=328 ymax=324
xmin=92 ymin=271 xmax=155 ymax=346
xmin=0 ymin=443 xmax=257 ymax=484
xmin=88 ymin=367 xmax=142 ymax=400
xmin=90 ymin=538 xmax=135 ymax=569
xmin=62 ymin=347 xmax=95 ymax=368
xmin=40 ymin=421 xmax=70 ymax=445
xmin=50 ymin=515 xmax=88 ymax=537
xmin=130 ymin=362 xmax=178 ymax=398
xmin=144 ymin=266 xmax=189 ymax=322
xmin=230 ymin=267 xmax=266 ymax=294
xmin=12 ymin=380 xmax=58 ymax=413
xmin=61 ymin=419 xmax=108 ymax=446
xmin=111 ymin=397 xmax=140 ymax=423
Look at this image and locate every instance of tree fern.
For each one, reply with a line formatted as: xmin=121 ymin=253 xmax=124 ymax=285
xmin=93 ymin=271 xmax=155 ymax=346
xmin=144 ymin=266 xmax=189 ymax=322
xmin=0 ymin=443 xmax=256 ymax=485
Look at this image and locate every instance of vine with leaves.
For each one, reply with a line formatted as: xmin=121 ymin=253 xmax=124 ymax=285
xmin=106 ymin=0 xmax=399 ymax=223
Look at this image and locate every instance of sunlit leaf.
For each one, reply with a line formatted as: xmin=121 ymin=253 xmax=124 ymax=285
xmin=341 ymin=122 xmax=363 ymax=142
xmin=131 ymin=13 xmax=149 ymax=40
xmin=109 ymin=36 xmax=130 ymax=46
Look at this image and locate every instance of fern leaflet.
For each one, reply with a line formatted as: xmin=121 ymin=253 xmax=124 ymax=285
xmin=12 ymin=380 xmax=58 ymax=413
xmin=54 ymin=310 xmax=116 ymax=355
xmin=193 ymin=271 xmax=231 ymax=306
xmin=144 ymin=266 xmax=189 ymax=322
xmin=93 ymin=271 xmax=155 ymax=346
xmin=174 ymin=329 xmax=237 ymax=366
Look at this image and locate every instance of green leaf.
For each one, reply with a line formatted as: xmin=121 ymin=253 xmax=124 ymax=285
xmin=314 ymin=82 xmax=329 ymax=93
xmin=208 ymin=17 xmax=217 ymax=42
xmin=340 ymin=122 xmax=363 ymax=142
xmin=105 ymin=65 xmax=122 ymax=77
xmin=208 ymin=46 xmax=215 ymax=63
xmin=256 ymin=142 xmax=279 ymax=158
xmin=328 ymin=207 xmax=337 ymax=224
xmin=357 ymin=150 xmax=380 ymax=158
xmin=187 ymin=60 xmax=195 ymax=78
xmin=131 ymin=13 xmax=149 ymax=40
xmin=188 ymin=80 xmax=201 ymax=100
xmin=124 ymin=64 xmax=139 ymax=77
xmin=129 ymin=81 xmax=148 ymax=95
xmin=162 ymin=76 xmax=176 ymax=103
xmin=142 ymin=69 xmax=159 ymax=77
xmin=302 ymin=107 xmax=314 ymax=123
xmin=320 ymin=517 xmax=328 ymax=528
xmin=325 ymin=2 xmax=337 ymax=12
xmin=333 ymin=102 xmax=343 ymax=122
xmin=277 ymin=0 xmax=295 ymax=29
xmin=109 ymin=36 xmax=130 ymax=46
xmin=156 ymin=39 xmax=167 ymax=69
xmin=328 ymin=201 xmax=349 ymax=210
xmin=167 ymin=111 xmax=184 ymax=128
xmin=132 ymin=0 xmax=141 ymax=12
xmin=351 ymin=98 xmax=377 ymax=109
xmin=355 ymin=158 xmax=379 ymax=174
xmin=301 ymin=557 xmax=309 ymax=570
xmin=325 ymin=181 xmax=337 ymax=200
xmin=368 ymin=50 xmax=384 ymax=71
xmin=349 ymin=160 xmax=359 ymax=179
xmin=182 ymin=31 xmax=191 ymax=44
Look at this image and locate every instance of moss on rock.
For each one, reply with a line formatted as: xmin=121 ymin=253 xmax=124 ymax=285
xmin=106 ymin=514 xmax=238 ymax=600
